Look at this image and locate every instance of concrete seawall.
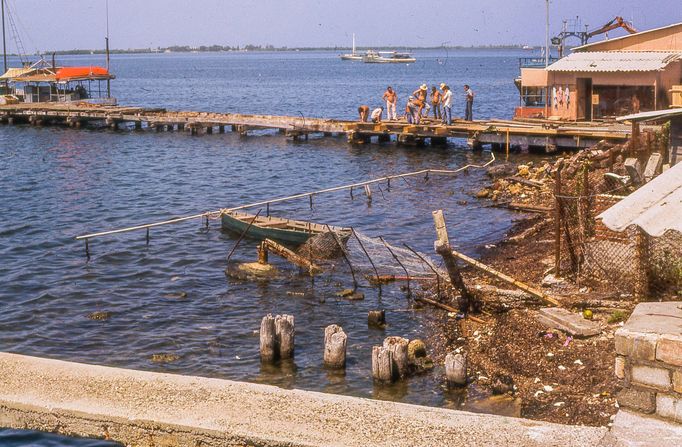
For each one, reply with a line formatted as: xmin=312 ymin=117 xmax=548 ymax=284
xmin=0 ymin=352 xmax=609 ymax=446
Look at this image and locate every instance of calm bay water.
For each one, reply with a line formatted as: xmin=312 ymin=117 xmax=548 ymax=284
xmin=0 ymin=49 xmax=544 ymax=445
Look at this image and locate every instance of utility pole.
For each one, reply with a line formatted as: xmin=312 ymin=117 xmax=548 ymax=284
xmin=105 ymin=0 xmax=110 ymax=98
xmin=545 ymin=0 xmax=550 ymax=67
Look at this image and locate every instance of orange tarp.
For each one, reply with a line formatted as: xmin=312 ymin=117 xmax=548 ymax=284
xmin=55 ymin=66 xmax=112 ymax=81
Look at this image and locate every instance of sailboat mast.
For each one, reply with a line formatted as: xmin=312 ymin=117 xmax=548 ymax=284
xmin=105 ymin=0 xmax=110 ymax=98
xmin=352 ymin=33 xmax=355 ymax=55
xmin=2 ymin=0 xmax=7 ymax=76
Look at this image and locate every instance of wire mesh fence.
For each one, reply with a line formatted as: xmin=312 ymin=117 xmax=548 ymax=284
xmin=555 ymin=166 xmax=681 ymax=298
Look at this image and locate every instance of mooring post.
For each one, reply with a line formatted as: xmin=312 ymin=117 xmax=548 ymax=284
xmin=383 ymin=336 xmax=409 ymax=379
xmin=368 ymin=310 xmax=386 ymax=328
xmin=371 ymin=345 xmax=394 ymax=383
xmin=554 ymin=163 xmax=563 ymax=276
xmin=445 ymin=352 xmax=467 ymax=387
xmin=323 ymin=324 xmax=347 ymax=369
xmin=275 ymin=314 xmax=295 ymax=359
xmin=259 ymin=314 xmax=277 ymax=363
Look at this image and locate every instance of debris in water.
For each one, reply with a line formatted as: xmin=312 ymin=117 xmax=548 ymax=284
xmin=150 ymin=353 xmax=180 ymax=363
xmin=87 ymin=311 xmax=111 ymax=321
xmin=163 ymin=291 xmax=188 ymax=299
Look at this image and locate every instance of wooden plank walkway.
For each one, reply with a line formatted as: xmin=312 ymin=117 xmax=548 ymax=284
xmin=0 ymin=102 xmax=636 ymax=152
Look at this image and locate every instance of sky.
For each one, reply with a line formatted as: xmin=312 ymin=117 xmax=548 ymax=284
xmin=2 ymin=0 xmax=679 ymax=52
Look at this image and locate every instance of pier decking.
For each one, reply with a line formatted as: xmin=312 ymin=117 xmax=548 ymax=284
xmin=0 ymin=102 xmax=637 ymax=152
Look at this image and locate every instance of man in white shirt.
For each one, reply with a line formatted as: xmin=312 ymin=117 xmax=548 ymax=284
xmin=464 ymin=84 xmax=474 ymax=121
xmin=440 ymin=83 xmax=452 ymax=125
xmin=371 ymin=106 xmax=384 ymax=123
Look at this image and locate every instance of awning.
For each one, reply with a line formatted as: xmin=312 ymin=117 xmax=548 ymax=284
xmin=546 ymin=51 xmax=681 ymax=73
xmin=598 ymin=162 xmax=682 ymax=236
xmin=55 ymin=66 xmax=113 ymax=81
xmin=616 ymin=108 xmax=682 ymax=123
xmin=0 ymin=67 xmax=34 ymax=80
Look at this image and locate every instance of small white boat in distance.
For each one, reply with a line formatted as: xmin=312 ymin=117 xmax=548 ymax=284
xmin=362 ymin=50 xmax=416 ymax=64
xmin=340 ymin=33 xmax=363 ymax=61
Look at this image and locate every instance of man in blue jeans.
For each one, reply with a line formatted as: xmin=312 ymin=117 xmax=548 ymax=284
xmin=464 ymin=84 xmax=474 ymax=121
xmin=440 ymin=83 xmax=452 ymax=125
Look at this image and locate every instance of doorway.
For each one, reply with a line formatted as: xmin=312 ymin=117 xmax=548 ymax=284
xmin=577 ymin=78 xmax=593 ymax=121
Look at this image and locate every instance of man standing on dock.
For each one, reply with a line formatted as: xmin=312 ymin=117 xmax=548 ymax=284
xmin=382 ymin=87 xmax=398 ymax=120
xmin=440 ymin=84 xmax=452 ymax=125
xmin=464 ymin=85 xmax=474 ymax=121
xmin=430 ymin=86 xmax=442 ymax=120
xmin=412 ymin=84 xmax=430 ymax=118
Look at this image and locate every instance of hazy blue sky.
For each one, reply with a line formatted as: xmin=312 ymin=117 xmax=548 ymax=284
xmin=2 ymin=0 xmax=679 ymax=51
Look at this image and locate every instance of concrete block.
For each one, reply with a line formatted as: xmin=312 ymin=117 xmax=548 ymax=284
xmin=624 ymin=158 xmax=642 ymax=184
xmin=657 ymin=394 xmax=682 ymax=423
xmin=610 ymin=410 xmax=682 ymax=446
xmin=621 ymin=302 xmax=682 ymax=335
xmin=643 ymin=153 xmax=663 ymax=182
xmin=615 ymin=356 xmax=626 ymax=380
xmin=674 ymin=370 xmax=682 ymax=394
xmin=536 ymin=308 xmax=601 ymax=337
xmin=614 ymin=328 xmax=658 ymax=361
xmin=631 ymin=365 xmax=671 ymax=390
xmin=657 ymin=335 xmax=682 ymax=367
xmin=617 ymin=388 xmax=656 ymax=414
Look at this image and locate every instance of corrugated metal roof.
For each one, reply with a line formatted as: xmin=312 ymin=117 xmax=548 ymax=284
xmin=616 ymin=108 xmax=682 ymax=123
xmin=546 ymin=51 xmax=681 ymax=72
xmin=598 ymin=162 xmax=682 ymax=236
xmin=0 ymin=67 xmax=33 ymax=80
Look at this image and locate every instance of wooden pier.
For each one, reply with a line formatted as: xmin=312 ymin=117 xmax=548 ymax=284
xmin=0 ymin=102 xmax=637 ymax=152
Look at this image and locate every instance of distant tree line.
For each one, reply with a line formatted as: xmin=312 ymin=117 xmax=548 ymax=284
xmin=34 ymin=43 xmax=528 ymax=56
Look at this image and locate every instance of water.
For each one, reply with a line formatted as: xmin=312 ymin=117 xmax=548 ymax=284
xmin=0 ymin=49 xmax=544 ymax=444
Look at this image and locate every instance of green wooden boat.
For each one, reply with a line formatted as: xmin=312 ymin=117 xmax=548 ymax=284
xmin=221 ymin=210 xmax=352 ymax=246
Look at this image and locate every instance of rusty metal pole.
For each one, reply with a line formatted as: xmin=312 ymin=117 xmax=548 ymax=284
xmin=554 ymin=163 xmax=563 ymax=276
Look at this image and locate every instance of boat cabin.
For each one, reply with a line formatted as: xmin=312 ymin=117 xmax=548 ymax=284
xmin=0 ymin=60 xmax=115 ymax=105
xmin=515 ymin=22 xmax=682 ymax=121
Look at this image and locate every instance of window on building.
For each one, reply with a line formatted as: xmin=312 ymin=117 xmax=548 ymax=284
xmin=521 ymin=87 xmax=547 ymax=107
xmin=592 ymin=86 xmax=655 ymax=119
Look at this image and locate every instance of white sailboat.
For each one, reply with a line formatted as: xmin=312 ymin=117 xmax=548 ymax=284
xmin=340 ymin=33 xmax=363 ymax=61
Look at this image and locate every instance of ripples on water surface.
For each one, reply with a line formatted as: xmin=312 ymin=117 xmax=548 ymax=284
xmin=0 ymin=49 xmax=550 ymax=443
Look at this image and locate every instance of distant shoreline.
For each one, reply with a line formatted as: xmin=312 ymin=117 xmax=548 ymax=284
xmin=9 ymin=44 xmax=536 ymax=57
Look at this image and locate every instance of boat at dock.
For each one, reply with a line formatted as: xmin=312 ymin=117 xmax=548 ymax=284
xmin=221 ymin=210 xmax=352 ymax=246
xmin=362 ymin=50 xmax=416 ymax=64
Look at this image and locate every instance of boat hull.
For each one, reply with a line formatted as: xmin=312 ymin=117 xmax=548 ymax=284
xmin=221 ymin=212 xmax=351 ymax=246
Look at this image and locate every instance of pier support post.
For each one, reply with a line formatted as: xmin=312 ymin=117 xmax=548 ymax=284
xmin=323 ymin=324 xmax=347 ymax=369
xmin=206 ymin=125 xmax=213 ymax=134
xmin=105 ymin=118 xmax=118 ymax=130
xmin=260 ymin=314 xmax=277 ymax=363
xmin=178 ymin=123 xmax=186 ymax=132
xmin=134 ymin=121 xmax=142 ymax=130
xmin=275 ymin=314 xmax=295 ymax=359
xmin=383 ymin=336 xmax=409 ymax=379
xmin=368 ymin=310 xmax=386 ymax=328
xmin=7 ymin=117 xmax=14 ymax=125
xmin=445 ymin=352 xmax=467 ymax=387
xmin=218 ymin=125 xmax=225 ymax=133
xmin=372 ymin=346 xmax=394 ymax=383
xmin=236 ymin=125 xmax=248 ymax=137
xmin=467 ymin=137 xmax=483 ymax=151
xmin=431 ymin=137 xmax=447 ymax=146
xmin=378 ymin=134 xmax=391 ymax=143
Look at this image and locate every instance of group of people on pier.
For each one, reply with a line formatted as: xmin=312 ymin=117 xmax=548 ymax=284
xmin=358 ymin=83 xmax=474 ymax=125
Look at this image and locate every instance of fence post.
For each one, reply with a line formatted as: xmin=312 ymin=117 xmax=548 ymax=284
xmin=634 ymin=228 xmax=650 ymax=300
xmin=554 ymin=164 xmax=563 ymax=276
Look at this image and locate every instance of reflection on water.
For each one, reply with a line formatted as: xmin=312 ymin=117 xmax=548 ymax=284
xmin=0 ymin=50 xmax=550 ymax=444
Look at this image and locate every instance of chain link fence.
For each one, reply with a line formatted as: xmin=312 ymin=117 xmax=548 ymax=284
xmin=555 ymin=166 xmax=681 ymax=298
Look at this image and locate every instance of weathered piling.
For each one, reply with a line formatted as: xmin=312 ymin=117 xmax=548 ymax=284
xmin=372 ymin=345 xmax=394 ymax=383
xmin=260 ymin=314 xmax=277 ymax=363
xmin=445 ymin=352 xmax=467 ymax=387
xmin=275 ymin=314 xmax=295 ymax=359
xmin=368 ymin=310 xmax=386 ymax=328
xmin=383 ymin=336 xmax=409 ymax=379
xmin=323 ymin=324 xmax=347 ymax=369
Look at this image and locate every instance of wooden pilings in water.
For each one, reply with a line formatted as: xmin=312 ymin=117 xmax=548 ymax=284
xmin=372 ymin=336 xmax=409 ymax=383
xmin=371 ymin=346 xmax=394 ymax=382
xmin=259 ymin=314 xmax=295 ymax=363
xmin=368 ymin=310 xmax=386 ymax=328
xmin=383 ymin=336 xmax=409 ymax=379
xmin=445 ymin=352 xmax=467 ymax=387
xmin=323 ymin=324 xmax=347 ymax=369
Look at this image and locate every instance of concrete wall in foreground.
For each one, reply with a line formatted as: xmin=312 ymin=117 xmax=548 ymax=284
xmin=0 ymin=352 xmax=608 ymax=447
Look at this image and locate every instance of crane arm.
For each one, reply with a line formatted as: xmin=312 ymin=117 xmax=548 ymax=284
xmin=587 ymin=16 xmax=638 ymax=39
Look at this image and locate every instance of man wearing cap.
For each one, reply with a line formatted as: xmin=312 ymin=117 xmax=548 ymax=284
xmin=440 ymin=83 xmax=452 ymax=125
xmin=382 ymin=86 xmax=398 ymax=120
xmin=405 ymin=96 xmax=420 ymax=124
xmin=464 ymin=84 xmax=475 ymax=121
xmin=412 ymin=84 xmax=430 ymax=118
